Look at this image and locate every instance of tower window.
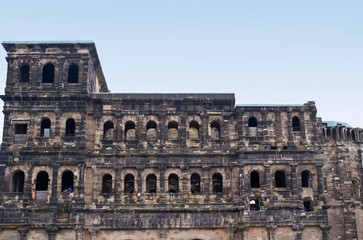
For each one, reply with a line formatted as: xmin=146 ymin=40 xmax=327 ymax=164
xmin=15 ymin=124 xmax=27 ymax=134
xmin=19 ymin=65 xmax=30 ymax=83
xmin=42 ymin=63 xmax=55 ymax=83
xmin=168 ymin=174 xmax=179 ymax=193
xmin=124 ymin=174 xmax=135 ymax=193
xmin=146 ymin=120 xmax=157 ymax=140
xmin=210 ymin=121 xmax=221 ymax=139
xmin=301 ymin=170 xmax=311 ymax=188
xmin=212 ymin=173 xmax=223 ymax=193
xmin=189 ymin=120 xmax=200 ymax=139
xmin=65 ymin=118 xmax=75 ymax=136
xmin=275 ymin=170 xmax=286 ymax=188
xmin=292 ymin=116 xmax=301 ymax=131
xmin=102 ymin=174 xmax=112 ymax=194
xmin=250 ymin=171 xmax=260 ymax=188
xmin=103 ymin=121 xmax=114 ymax=140
xmin=11 ymin=171 xmax=25 ymax=192
xmin=61 ymin=170 xmax=74 ymax=192
xmin=168 ymin=121 xmax=179 ymax=139
xmin=36 ymin=171 xmax=49 ymax=191
xmin=303 ymin=200 xmax=312 ymax=211
xmin=40 ymin=118 xmax=51 ymax=137
xmin=67 ymin=64 xmax=79 ymax=83
xmin=248 ymin=117 xmax=258 ymax=127
xmin=125 ymin=121 xmax=136 ymax=140
xmin=146 ymin=174 xmax=157 ymax=193
xmin=191 ymin=173 xmax=201 ymax=194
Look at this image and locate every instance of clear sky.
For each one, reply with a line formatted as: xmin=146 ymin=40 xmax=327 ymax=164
xmin=0 ymin=0 xmax=362 ymax=137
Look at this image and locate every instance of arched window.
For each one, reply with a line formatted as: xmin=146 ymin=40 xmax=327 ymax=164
xmin=42 ymin=63 xmax=54 ymax=83
xmin=146 ymin=174 xmax=157 ymax=193
xmin=124 ymin=174 xmax=135 ymax=193
xmin=250 ymin=199 xmax=260 ymax=211
xmin=167 ymin=121 xmax=178 ymax=139
xmin=210 ymin=121 xmax=221 ymax=139
xmin=248 ymin=117 xmax=258 ymax=127
xmin=11 ymin=171 xmax=25 ymax=192
xmin=189 ymin=120 xmax=200 ymax=139
xmin=19 ymin=65 xmax=30 ymax=83
xmin=275 ymin=170 xmax=286 ymax=188
xmin=36 ymin=171 xmax=49 ymax=191
xmin=301 ymin=170 xmax=311 ymax=188
xmin=61 ymin=170 xmax=74 ymax=192
xmin=292 ymin=116 xmax=301 ymax=131
xmin=67 ymin=64 xmax=79 ymax=83
xmin=191 ymin=173 xmax=201 ymax=194
xmin=248 ymin=117 xmax=258 ymax=137
xmin=168 ymin=174 xmax=179 ymax=193
xmin=250 ymin=171 xmax=260 ymax=188
xmin=65 ymin=118 xmax=75 ymax=136
xmin=146 ymin=120 xmax=157 ymax=140
xmin=103 ymin=121 xmax=114 ymax=140
xmin=40 ymin=118 xmax=51 ymax=137
xmin=102 ymin=174 xmax=112 ymax=194
xmin=125 ymin=121 xmax=136 ymax=140
xmin=212 ymin=173 xmax=223 ymax=194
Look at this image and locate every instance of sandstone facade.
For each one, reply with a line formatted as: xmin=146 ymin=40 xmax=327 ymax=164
xmin=0 ymin=42 xmax=362 ymax=240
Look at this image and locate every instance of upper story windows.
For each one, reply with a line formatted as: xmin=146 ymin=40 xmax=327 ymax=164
xmin=67 ymin=64 xmax=79 ymax=83
xmin=40 ymin=118 xmax=51 ymax=137
xmin=65 ymin=118 xmax=75 ymax=137
xmin=248 ymin=117 xmax=258 ymax=137
xmin=210 ymin=121 xmax=221 ymax=139
xmin=292 ymin=116 xmax=301 ymax=131
xmin=19 ymin=65 xmax=30 ymax=83
xmin=14 ymin=62 xmax=80 ymax=84
xmin=146 ymin=120 xmax=157 ymax=140
xmin=42 ymin=63 xmax=55 ymax=83
xmin=189 ymin=120 xmax=200 ymax=139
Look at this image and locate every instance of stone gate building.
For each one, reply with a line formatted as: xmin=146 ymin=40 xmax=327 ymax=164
xmin=0 ymin=42 xmax=362 ymax=240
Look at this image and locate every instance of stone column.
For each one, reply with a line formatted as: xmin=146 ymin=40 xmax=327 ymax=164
xmin=88 ymin=228 xmax=99 ymax=240
xmin=0 ymin=164 xmax=6 ymax=202
xmin=316 ymin=162 xmax=325 ymax=195
xmin=76 ymin=226 xmax=85 ymax=240
xmin=181 ymin=166 xmax=189 ymax=202
xmin=201 ymin=113 xmax=209 ymax=147
xmin=238 ymin=162 xmax=245 ymax=196
xmin=262 ymin=111 xmax=268 ymax=142
xmin=264 ymin=164 xmax=272 ymax=194
xmin=287 ymin=111 xmax=293 ymax=142
xmin=46 ymin=225 xmax=58 ymax=240
xmin=299 ymin=111 xmax=306 ymax=142
xmin=290 ymin=163 xmax=298 ymax=199
xmin=180 ymin=114 xmax=187 ymax=147
xmin=50 ymin=164 xmax=59 ymax=205
xmin=1 ymin=110 xmax=11 ymax=147
xmin=78 ymin=164 xmax=85 ymax=196
xmin=159 ymin=166 xmax=166 ymax=203
xmin=79 ymin=110 xmax=87 ymax=148
xmin=114 ymin=166 xmax=122 ymax=204
xmin=137 ymin=167 xmax=143 ymax=203
xmin=17 ymin=227 xmax=29 ymax=240
xmin=203 ymin=166 xmax=210 ymax=202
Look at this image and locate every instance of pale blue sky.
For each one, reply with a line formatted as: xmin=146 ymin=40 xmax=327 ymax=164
xmin=0 ymin=1 xmax=362 ymax=134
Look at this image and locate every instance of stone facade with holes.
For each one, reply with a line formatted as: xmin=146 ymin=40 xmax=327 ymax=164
xmin=0 ymin=42 xmax=362 ymax=240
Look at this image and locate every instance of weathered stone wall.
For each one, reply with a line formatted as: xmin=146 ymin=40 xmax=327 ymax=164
xmin=0 ymin=42 xmax=362 ymax=240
